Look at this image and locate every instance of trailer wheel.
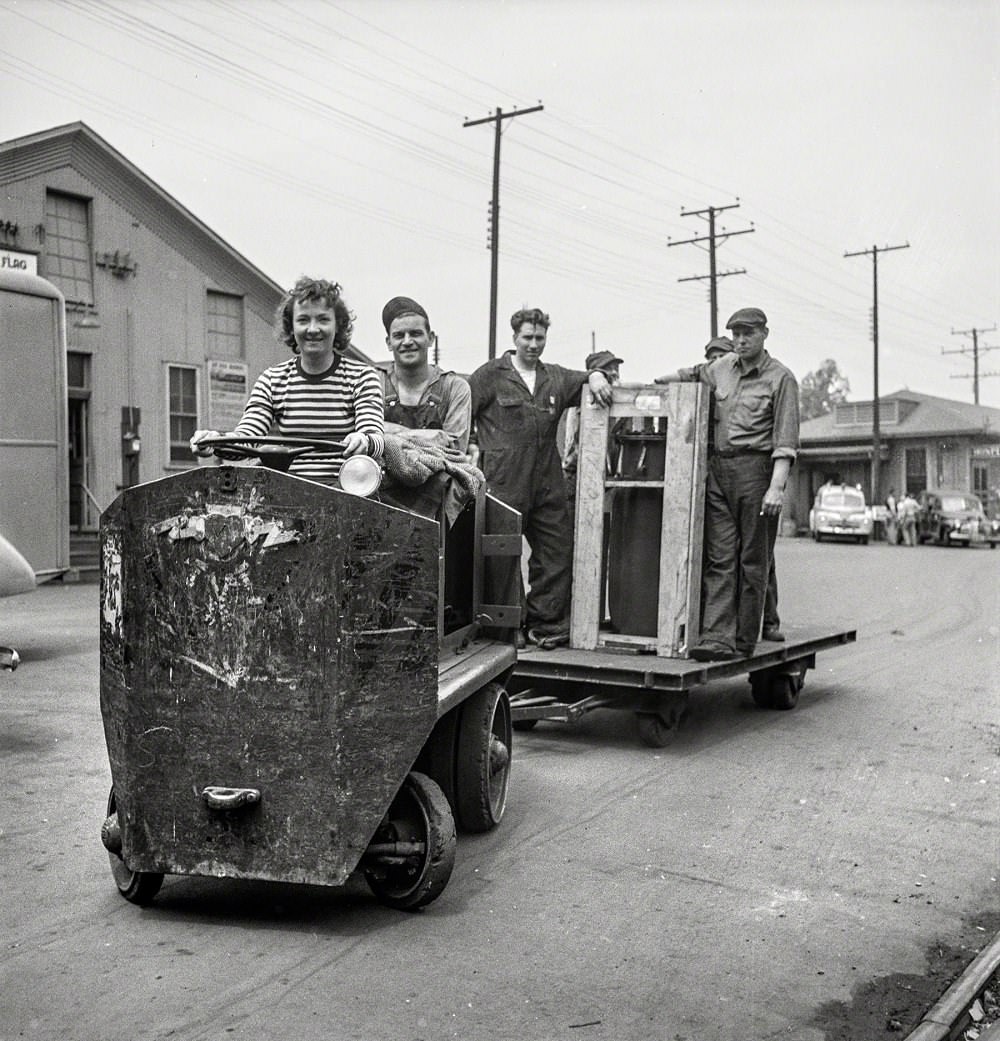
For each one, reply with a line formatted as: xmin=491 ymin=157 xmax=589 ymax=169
xmin=636 ymin=699 xmax=682 ymax=749
xmin=104 ymin=790 xmax=163 ymax=906
xmin=364 ymin=772 xmax=456 ymax=911
xmin=635 ymin=713 xmax=673 ymax=748
xmin=750 ymin=668 xmax=804 ymax=711
xmin=455 ymin=683 xmax=512 ymax=832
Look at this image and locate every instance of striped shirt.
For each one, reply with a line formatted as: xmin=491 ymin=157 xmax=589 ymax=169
xmin=234 ymin=356 xmax=385 ymax=483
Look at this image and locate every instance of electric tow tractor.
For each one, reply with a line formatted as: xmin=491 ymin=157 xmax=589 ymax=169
xmin=99 ymin=436 xmax=522 ymax=910
xmin=509 ymin=382 xmax=857 ymax=748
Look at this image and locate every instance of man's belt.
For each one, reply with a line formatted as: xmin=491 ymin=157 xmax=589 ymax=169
xmin=711 ymin=448 xmax=771 ymax=458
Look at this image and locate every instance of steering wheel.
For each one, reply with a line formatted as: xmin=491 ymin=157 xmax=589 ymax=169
xmin=194 ymin=435 xmax=345 ymax=471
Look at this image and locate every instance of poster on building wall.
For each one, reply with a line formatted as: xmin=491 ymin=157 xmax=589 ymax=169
xmin=207 ymin=360 xmax=248 ymax=430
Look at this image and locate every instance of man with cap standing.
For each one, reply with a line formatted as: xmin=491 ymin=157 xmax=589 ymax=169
xmin=658 ymin=308 xmax=798 ymax=661
xmin=657 ymin=335 xmax=785 ymax=643
xmin=563 ymin=349 xmax=624 ymax=509
xmin=469 ymin=308 xmax=613 ymax=645
xmin=378 ymin=296 xmax=472 ymax=454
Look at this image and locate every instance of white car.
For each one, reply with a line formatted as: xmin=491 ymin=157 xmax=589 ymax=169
xmin=808 ymin=484 xmax=873 ymax=544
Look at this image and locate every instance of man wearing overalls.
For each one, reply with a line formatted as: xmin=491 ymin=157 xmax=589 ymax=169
xmin=379 ymin=296 xmax=472 ymax=454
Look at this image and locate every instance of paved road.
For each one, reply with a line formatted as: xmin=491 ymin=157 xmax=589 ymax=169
xmin=1 ymin=539 xmax=997 ymax=1041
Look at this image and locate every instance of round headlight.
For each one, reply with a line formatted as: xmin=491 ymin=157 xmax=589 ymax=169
xmin=339 ymin=455 xmax=382 ymax=497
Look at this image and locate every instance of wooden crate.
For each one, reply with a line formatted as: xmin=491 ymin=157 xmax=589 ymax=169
xmin=569 ymin=382 xmax=708 ymax=658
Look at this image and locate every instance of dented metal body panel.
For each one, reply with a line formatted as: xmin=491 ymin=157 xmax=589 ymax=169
xmin=100 ymin=465 xmax=442 ymax=886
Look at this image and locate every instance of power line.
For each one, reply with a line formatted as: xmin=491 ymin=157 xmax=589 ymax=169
xmin=943 ymin=325 xmax=998 ymax=404
xmin=668 ymin=201 xmax=754 ymax=337
xmin=844 ymin=241 xmax=910 ymax=501
xmin=463 ymin=104 xmax=544 ymax=360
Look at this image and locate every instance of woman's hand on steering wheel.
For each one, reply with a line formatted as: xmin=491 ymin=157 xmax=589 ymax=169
xmin=341 ymin=431 xmax=371 ymax=457
xmin=191 ymin=429 xmax=223 ymax=456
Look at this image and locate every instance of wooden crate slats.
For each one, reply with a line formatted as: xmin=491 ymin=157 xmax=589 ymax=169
xmin=656 ymin=383 xmax=708 ymax=656
xmin=569 ymin=383 xmax=708 ymax=659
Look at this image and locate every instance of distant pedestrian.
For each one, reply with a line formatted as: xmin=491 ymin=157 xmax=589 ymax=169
xmin=884 ymin=488 xmax=899 ymax=545
xmin=898 ymin=491 xmax=919 ymax=546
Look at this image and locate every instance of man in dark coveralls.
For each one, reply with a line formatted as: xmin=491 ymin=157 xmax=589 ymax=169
xmin=660 ymin=308 xmax=799 ymax=661
xmin=468 ymin=308 xmax=613 ymax=645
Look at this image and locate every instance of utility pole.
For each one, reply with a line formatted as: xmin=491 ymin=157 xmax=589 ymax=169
xmin=463 ymin=103 xmax=544 ymax=360
xmin=668 ymin=201 xmax=754 ymax=336
xmin=943 ymin=325 xmax=997 ymax=404
xmin=844 ymin=241 xmax=910 ymax=504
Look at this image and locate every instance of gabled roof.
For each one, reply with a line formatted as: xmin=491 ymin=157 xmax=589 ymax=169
xmin=0 ymin=121 xmax=283 ymax=323
xmin=800 ymin=389 xmax=1000 ymax=443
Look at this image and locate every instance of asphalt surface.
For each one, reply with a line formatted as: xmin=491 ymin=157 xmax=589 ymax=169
xmin=0 ymin=538 xmax=997 ymax=1041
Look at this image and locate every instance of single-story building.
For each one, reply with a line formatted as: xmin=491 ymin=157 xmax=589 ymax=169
xmin=788 ymin=390 xmax=1000 ymax=529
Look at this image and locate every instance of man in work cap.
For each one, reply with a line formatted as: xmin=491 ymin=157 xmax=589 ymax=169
xmin=725 ymin=306 xmax=768 ymax=329
xmin=377 ymin=295 xmax=472 ymax=453
xmin=584 ymin=349 xmax=624 ymax=376
xmin=565 ymin=349 xmax=624 ymax=496
xmin=704 ymin=336 xmax=733 ymax=361
xmin=381 ymin=295 xmax=428 ymax=333
xmin=658 ymin=307 xmax=798 ymax=660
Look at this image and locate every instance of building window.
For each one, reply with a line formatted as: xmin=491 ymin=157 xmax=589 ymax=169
xmin=905 ymin=447 xmax=927 ymax=496
xmin=44 ymin=191 xmax=93 ymax=306
xmin=973 ymin=463 xmax=988 ymax=496
xmin=206 ymin=290 xmax=244 ymax=358
xmin=167 ymin=365 xmax=199 ymax=465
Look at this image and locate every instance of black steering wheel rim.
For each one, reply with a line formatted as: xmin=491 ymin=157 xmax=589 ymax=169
xmin=195 ymin=435 xmax=346 ymax=465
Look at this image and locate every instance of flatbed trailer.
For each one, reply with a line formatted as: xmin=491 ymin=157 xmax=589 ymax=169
xmin=509 ymin=625 xmax=857 ymax=747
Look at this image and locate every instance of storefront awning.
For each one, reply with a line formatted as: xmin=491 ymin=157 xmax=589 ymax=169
xmin=798 ymin=445 xmax=890 ymax=459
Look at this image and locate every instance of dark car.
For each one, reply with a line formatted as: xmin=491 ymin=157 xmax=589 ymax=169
xmin=916 ymin=489 xmax=997 ymax=547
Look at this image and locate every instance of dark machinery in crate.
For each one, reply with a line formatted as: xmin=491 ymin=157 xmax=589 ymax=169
xmin=509 ymin=384 xmax=856 ymax=747
xmin=99 ymin=436 xmax=522 ymax=910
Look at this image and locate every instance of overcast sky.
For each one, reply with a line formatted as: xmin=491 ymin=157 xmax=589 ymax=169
xmin=2 ymin=0 xmax=997 ymax=406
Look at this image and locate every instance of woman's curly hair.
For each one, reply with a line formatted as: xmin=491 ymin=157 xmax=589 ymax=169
xmin=276 ymin=277 xmax=355 ymax=354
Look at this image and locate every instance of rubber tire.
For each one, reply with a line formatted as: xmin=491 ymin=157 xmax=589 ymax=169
xmin=636 ymin=712 xmax=678 ymax=749
xmin=106 ymin=790 xmax=163 ymax=906
xmin=769 ymin=674 xmax=801 ymax=711
xmin=749 ymin=672 xmax=776 ymax=710
xmin=454 ymin=683 xmax=512 ymax=832
xmin=364 ymin=772 xmax=456 ymax=911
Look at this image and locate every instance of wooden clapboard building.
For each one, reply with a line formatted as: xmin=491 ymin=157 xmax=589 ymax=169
xmin=0 ymin=122 xmax=303 ymax=570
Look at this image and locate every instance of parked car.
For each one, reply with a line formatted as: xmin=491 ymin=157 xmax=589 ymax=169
xmin=915 ymin=489 xmax=998 ymax=547
xmin=808 ymin=484 xmax=873 ymax=544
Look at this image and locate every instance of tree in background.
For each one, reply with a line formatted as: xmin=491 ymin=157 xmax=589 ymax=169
xmin=799 ymin=359 xmax=850 ymax=420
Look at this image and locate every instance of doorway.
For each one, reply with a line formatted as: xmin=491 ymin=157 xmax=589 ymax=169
xmin=67 ymin=352 xmax=94 ymax=530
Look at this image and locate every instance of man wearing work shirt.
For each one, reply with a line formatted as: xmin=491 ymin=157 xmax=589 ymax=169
xmin=658 ymin=308 xmax=799 ymax=661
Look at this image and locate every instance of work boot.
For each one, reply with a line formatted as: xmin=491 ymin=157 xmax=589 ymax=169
xmin=689 ymin=642 xmax=738 ymax=662
xmin=762 ymin=626 xmax=785 ymax=642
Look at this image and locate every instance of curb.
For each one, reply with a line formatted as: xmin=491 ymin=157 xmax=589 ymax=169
xmin=904 ymin=929 xmax=1000 ymax=1041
